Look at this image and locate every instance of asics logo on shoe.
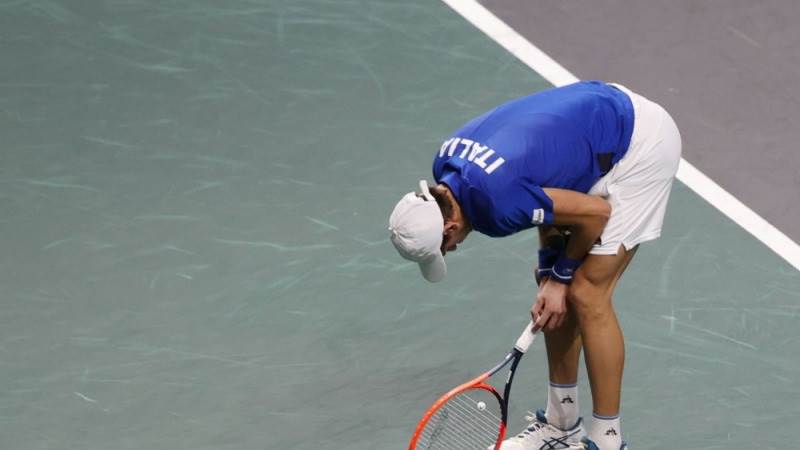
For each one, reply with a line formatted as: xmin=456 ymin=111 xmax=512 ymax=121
xmin=538 ymin=439 xmax=570 ymax=449
xmin=539 ymin=429 xmax=583 ymax=450
xmin=605 ymin=428 xmax=617 ymax=436
xmin=560 ymin=396 xmax=574 ymax=404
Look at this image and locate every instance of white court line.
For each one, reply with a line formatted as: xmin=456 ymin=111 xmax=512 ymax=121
xmin=440 ymin=0 xmax=800 ymax=272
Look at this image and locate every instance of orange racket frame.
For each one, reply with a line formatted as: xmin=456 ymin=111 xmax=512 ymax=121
xmin=408 ymin=322 xmax=537 ymax=450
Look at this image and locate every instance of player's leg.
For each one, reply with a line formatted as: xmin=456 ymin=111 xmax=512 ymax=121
xmin=496 ymin=295 xmax=585 ymax=449
xmin=497 ymin=270 xmax=585 ymax=447
xmin=571 ymin=245 xmax=636 ymax=414
xmin=532 ymin=226 xmax=584 ymax=430
xmin=542 ymin=310 xmax=582 ymax=428
xmin=497 ymin=249 xmax=634 ymax=450
xmin=568 ymin=245 xmax=637 ymax=450
xmin=545 ymin=309 xmax=581 ymax=384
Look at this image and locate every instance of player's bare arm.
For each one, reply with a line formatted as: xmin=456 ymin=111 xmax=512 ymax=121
xmin=545 ymin=188 xmax=611 ymax=258
xmin=533 ymin=189 xmax=611 ymax=332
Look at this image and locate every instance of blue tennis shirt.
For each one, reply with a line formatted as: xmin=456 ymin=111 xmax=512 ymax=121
xmin=432 ymin=81 xmax=634 ymax=237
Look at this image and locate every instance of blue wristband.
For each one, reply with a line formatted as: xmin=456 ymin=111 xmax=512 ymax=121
xmin=538 ymin=248 xmax=559 ymax=271
xmin=536 ymin=247 xmax=560 ymax=281
xmin=550 ymin=256 xmax=582 ymax=284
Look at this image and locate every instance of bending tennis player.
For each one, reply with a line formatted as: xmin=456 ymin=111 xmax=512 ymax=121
xmin=388 ymin=81 xmax=681 ymax=450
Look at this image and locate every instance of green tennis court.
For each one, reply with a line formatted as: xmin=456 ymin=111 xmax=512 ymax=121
xmin=1 ymin=1 xmax=798 ymax=449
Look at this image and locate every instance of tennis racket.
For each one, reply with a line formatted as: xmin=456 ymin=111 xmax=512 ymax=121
xmin=408 ymin=321 xmax=537 ymax=450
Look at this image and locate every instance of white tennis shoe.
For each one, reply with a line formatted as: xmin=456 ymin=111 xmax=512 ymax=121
xmin=493 ymin=410 xmax=586 ymax=450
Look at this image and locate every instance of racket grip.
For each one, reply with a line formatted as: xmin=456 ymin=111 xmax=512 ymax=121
xmin=513 ymin=320 xmax=537 ymax=353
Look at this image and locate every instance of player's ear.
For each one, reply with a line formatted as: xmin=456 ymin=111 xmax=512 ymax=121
xmin=443 ymin=220 xmax=459 ymax=234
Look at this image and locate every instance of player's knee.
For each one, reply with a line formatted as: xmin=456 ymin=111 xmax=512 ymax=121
xmin=567 ymin=277 xmax=612 ymax=322
xmin=566 ymin=280 xmax=592 ymax=312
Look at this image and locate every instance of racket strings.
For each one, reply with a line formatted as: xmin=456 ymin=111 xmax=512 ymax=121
xmin=416 ymin=390 xmax=503 ymax=450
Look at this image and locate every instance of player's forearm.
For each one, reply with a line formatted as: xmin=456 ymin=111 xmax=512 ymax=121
xmin=563 ymin=215 xmax=608 ymax=261
xmin=541 ymin=188 xmax=611 ymax=261
xmin=537 ymin=226 xmax=564 ymax=249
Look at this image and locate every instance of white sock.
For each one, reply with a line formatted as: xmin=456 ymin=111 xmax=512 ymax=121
xmin=589 ymin=413 xmax=622 ymax=450
xmin=544 ymin=382 xmax=579 ymax=430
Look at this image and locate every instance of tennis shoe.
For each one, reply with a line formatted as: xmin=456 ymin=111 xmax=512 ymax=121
xmin=580 ymin=437 xmax=628 ymax=450
xmin=493 ymin=409 xmax=586 ymax=450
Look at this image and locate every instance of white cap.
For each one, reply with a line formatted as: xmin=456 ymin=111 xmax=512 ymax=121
xmin=388 ymin=180 xmax=446 ymax=282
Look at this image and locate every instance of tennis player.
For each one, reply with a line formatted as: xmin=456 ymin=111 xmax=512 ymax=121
xmin=388 ymin=81 xmax=681 ymax=450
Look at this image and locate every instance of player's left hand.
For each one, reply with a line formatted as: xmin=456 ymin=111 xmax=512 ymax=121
xmin=531 ymin=280 xmax=568 ymax=332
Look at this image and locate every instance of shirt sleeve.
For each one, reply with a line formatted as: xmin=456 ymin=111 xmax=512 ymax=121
xmin=491 ymin=182 xmax=554 ymax=236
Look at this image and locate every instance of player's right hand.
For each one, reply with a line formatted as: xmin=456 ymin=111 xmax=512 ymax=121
xmin=531 ymin=280 xmax=568 ymax=332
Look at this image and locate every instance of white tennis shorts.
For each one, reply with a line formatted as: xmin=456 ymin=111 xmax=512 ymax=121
xmin=588 ymin=84 xmax=682 ymax=255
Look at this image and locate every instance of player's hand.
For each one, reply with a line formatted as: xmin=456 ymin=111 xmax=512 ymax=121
xmin=531 ymin=280 xmax=568 ymax=332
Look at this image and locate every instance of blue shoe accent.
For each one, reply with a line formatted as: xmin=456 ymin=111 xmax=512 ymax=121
xmin=580 ymin=437 xmax=628 ymax=450
xmin=535 ymin=409 xmax=549 ymax=424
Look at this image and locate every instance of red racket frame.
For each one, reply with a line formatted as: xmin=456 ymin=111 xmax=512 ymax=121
xmin=407 ymin=372 xmax=507 ymax=450
xmin=408 ymin=322 xmax=536 ymax=450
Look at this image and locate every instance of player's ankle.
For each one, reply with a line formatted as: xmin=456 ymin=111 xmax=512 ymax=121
xmin=544 ymin=381 xmax=579 ymax=430
xmin=587 ymin=412 xmax=622 ymax=449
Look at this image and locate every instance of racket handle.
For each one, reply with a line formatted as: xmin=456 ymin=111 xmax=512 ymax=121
xmin=513 ymin=320 xmax=537 ymax=353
